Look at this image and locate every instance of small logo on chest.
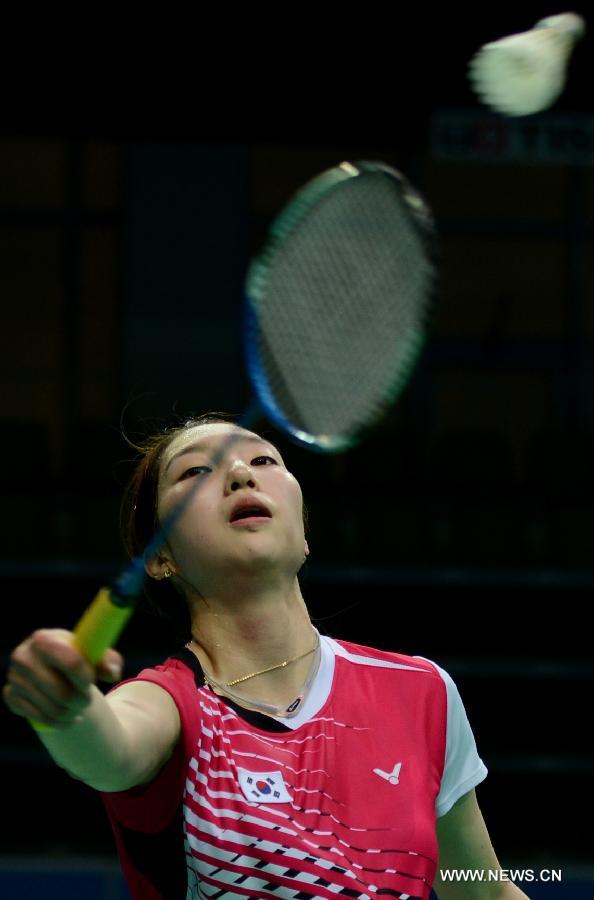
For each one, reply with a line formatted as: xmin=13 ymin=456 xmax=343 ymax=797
xmin=237 ymin=768 xmax=293 ymax=804
xmin=373 ymin=762 xmax=402 ymax=785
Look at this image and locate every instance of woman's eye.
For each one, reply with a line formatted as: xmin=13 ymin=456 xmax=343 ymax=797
xmin=179 ymin=465 xmax=211 ymax=481
xmin=252 ymin=456 xmax=278 ymax=466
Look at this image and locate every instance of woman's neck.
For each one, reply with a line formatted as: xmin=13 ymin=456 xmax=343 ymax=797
xmin=186 ymin=577 xmax=317 ymax=707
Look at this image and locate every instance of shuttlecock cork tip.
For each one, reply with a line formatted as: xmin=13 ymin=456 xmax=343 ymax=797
xmin=535 ymin=12 xmax=586 ymax=41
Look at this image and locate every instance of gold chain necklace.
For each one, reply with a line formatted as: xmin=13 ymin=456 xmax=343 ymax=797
xmin=188 ymin=634 xmax=319 ymax=686
xmin=225 ymin=644 xmax=317 ymax=685
xmin=194 ymin=632 xmax=322 ymax=719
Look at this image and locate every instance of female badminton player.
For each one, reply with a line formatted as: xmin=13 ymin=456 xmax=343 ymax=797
xmin=3 ymin=414 xmax=530 ymax=899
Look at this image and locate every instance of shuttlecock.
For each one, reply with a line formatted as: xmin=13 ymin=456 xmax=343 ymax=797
xmin=468 ymin=12 xmax=585 ymax=116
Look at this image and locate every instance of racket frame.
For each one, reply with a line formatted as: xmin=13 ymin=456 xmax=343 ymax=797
xmin=244 ymin=160 xmax=435 ymax=453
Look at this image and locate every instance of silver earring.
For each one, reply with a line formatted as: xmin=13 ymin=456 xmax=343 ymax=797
xmin=163 ymin=566 xmax=173 ymax=579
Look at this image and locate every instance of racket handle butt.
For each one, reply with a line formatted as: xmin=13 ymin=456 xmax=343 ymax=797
xmin=30 ymin=719 xmax=52 ymax=733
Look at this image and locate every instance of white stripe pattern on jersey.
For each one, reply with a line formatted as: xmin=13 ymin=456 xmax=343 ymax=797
xmin=181 ymin=692 xmax=432 ymax=900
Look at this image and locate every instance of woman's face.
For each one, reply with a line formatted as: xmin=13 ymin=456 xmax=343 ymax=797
xmin=154 ymin=423 xmax=307 ymax=591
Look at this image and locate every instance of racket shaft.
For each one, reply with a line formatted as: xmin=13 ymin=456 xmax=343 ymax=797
xmin=30 ymin=586 xmax=133 ymax=732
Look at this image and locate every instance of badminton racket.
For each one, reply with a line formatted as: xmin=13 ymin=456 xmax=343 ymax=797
xmin=31 ymin=159 xmax=435 ymax=728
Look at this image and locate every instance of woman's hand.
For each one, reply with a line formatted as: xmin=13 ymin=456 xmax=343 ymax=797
xmin=3 ymin=628 xmax=123 ymax=730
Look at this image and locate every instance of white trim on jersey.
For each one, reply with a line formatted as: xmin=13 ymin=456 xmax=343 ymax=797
xmin=273 ymin=631 xmax=336 ymax=729
xmin=414 ymin=656 xmax=488 ymax=817
xmin=329 ymin=638 xmax=436 ymax=673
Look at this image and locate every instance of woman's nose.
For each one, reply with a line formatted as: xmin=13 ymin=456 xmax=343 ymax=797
xmin=226 ymin=461 xmax=258 ymax=492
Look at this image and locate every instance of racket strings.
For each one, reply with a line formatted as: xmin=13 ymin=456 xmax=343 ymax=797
xmin=251 ymin=171 xmax=433 ymax=441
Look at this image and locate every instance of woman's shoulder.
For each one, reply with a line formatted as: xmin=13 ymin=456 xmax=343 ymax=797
xmin=108 ymin=648 xmax=202 ymax=702
xmin=324 ymin=634 xmax=443 ymax=677
xmin=140 ymin=649 xmax=199 ymax=679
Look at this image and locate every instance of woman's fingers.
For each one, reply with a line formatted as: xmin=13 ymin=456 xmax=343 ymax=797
xmin=10 ymin=652 xmax=87 ymax=707
xmin=2 ymin=686 xmax=54 ymax=725
xmin=3 ymin=676 xmax=87 ymax=727
xmin=95 ymin=649 xmax=124 ymax=684
xmin=28 ymin=630 xmax=96 ymax=692
xmin=3 ymin=628 xmax=114 ymax=727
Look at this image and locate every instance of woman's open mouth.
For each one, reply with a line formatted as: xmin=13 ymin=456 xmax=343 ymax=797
xmin=229 ymin=501 xmax=272 ymax=525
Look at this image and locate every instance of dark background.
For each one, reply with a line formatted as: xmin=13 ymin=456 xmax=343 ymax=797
xmin=1 ymin=7 xmax=593 ymax=897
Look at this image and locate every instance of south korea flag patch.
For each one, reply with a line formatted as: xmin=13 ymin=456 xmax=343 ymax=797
xmin=237 ymin=768 xmax=292 ymax=804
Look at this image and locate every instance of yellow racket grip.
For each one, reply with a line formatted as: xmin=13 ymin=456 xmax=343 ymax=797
xmin=30 ymin=586 xmax=134 ymax=733
xmin=72 ymin=585 xmax=135 ymax=664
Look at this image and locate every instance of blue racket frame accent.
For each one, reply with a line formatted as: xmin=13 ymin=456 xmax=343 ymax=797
xmin=243 ymin=293 xmax=351 ymax=453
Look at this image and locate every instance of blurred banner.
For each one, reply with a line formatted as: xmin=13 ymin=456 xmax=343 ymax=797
xmin=432 ymin=110 xmax=594 ymax=164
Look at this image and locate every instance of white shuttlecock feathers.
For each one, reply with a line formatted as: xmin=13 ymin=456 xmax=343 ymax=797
xmin=469 ymin=12 xmax=585 ymax=116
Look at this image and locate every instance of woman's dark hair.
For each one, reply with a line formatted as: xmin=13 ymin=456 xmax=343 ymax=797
xmin=120 ymin=412 xmax=308 ymax=640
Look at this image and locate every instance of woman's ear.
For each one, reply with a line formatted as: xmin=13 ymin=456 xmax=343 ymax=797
xmin=145 ymin=554 xmax=176 ymax=581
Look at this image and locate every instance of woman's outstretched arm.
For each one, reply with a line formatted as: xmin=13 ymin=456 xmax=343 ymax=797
xmin=3 ymin=628 xmax=180 ymax=792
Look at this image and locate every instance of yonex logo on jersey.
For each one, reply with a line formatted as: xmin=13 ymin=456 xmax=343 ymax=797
xmin=237 ymin=768 xmax=293 ymax=804
xmin=373 ymin=762 xmax=402 ymax=785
